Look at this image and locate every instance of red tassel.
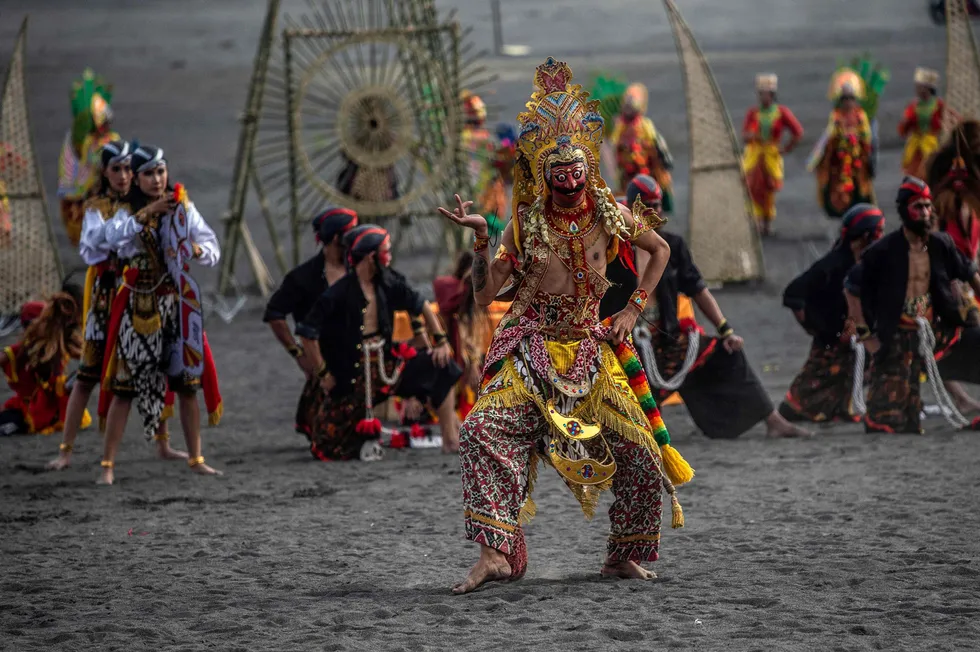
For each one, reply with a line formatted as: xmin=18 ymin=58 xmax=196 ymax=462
xmin=356 ymin=418 xmax=383 ymax=435
xmin=392 ymin=343 xmax=417 ymax=360
xmin=380 ymin=385 xmax=391 ymax=396
xmin=409 ymin=423 xmax=425 ymax=438
xmin=618 ymin=242 xmax=638 ymax=276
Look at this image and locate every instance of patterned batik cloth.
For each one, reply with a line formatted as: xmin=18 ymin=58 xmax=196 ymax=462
xmin=295 ymin=377 xmax=322 ymax=438
xmin=865 ymin=297 xmax=958 ymax=434
xmin=110 ymin=260 xmax=200 ymax=439
xmin=309 ymin=346 xmax=461 ymax=460
xmin=77 ymin=261 xmax=117 ymax=385
xmin=460 ymin=292 xmax=668 ymax=562
xmin=779 ymin=341 xmax=861 ymax=423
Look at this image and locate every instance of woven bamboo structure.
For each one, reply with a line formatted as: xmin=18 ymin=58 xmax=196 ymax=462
xmin=0 ymin=18 xmax=63 ymax=316
xmin=662 ymin=0 xmax=764 ymax=283
xmin=222 ymin=0 xmax=491 ymax=285
xmin=943 ymin=0 xmax=980 ymax=134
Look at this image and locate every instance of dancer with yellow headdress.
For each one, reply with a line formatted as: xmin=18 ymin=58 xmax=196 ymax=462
xmin=741 ymin=74 xmax=803 ymax=235
xmin=57 ymin=69 xmax=119 ymax=247
xmin=808 ymin=66 xmax=877 ymax=218
xmin=611 ymin=82 xmax=674 ymax=212
xmin=437 ymin=58 xmax=692 ymax=594
xmin=899 ymin=67 xmax=946 ymax=179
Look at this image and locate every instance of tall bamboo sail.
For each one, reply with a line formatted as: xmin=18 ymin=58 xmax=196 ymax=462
xmin=0 ymin=17 xmax=63 ymax=316
xmin=943 ymin=0 xmax=980 ymax=133
xmin=662 ymin=0 xmax=764 ymax=283
xmin=217 ymin=0 xmax=280 ymax=297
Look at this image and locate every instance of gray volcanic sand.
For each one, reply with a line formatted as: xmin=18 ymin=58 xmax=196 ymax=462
xmin=3 ymin=1 xmax=980 ymax=650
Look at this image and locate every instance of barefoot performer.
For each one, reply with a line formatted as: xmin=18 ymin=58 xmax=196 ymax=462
xmin=899 ymin=68 xmax=945 ymax=180
xmin=624 ymin=175 xmax=810 ymax=439
xmin=742 ymin=74 xmax=803 ymax=236
xmin=780 ymin=203 xmax=884 ymax=423
xmin=264 ymin=206 xmax=358 ymax=437
xmin=845 ymin=177 xmax=980 ymax=434
xmin=98 ymin=145 xmax=223 ymax=484
xmin=440 ymin=58 xmax=693 ymax=594
xmin=296 ymin=225 xmax=462 ymax=460
xmin=1 ymin=294 xmax=84 ymax=436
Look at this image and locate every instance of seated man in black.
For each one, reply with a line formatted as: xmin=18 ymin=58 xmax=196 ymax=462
xmin=296 ymin=225 xmax=462 ymax=459
xmin=845 ymin=177 xmax=980 ymax=433
xmin=779 ymin=203 xmax=884 ymax=423
xmin=625 ymin=174 xmax=810 ymax=439
xmin=264 ymin=207 xmax=358 ymax=436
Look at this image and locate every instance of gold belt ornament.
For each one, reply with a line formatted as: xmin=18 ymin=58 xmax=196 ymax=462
xmin=544 ymin=399 xmax=616 ymax=485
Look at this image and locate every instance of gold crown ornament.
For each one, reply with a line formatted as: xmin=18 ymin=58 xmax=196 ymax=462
xmin=828 ymin=68 xmax=865 ymax=101
xmin=511 ymin=58 xmax=628 ymax=253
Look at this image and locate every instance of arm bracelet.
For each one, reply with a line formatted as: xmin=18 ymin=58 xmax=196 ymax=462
xmin=717 ymin=319 xmax=734 ymax=338
xmin=433 ymin=332 xmax=448 ymax=346
xmin=316 ymin=362 xmax=329 ymax=379
xmin=287 ymin=343 xmax=304 ymax=359
xmin=627 ymin=288 xmax=649 ymax=312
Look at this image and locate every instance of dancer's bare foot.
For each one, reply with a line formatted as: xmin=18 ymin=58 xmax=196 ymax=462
xmin=46 ymin=452 xmax=72 ymax=471
xmin=97 ymin=465 xmax=114 ymax=485
xmin=156 ymin=442 xmax=189 ymax=461
xmin=188 ymin=461 xmax=223 ymax=476
xmin=452 ymin=546 xmax=511 ymax=595
xmin=953 ymin=394 xmax=980 ymax=416
xmin=765 ymin=411 xmax=814 ymax=438
xmin=600 ymin=559 xmax=657 ymax=580
xmin=442 ymin=442 xmax=459 ymax=454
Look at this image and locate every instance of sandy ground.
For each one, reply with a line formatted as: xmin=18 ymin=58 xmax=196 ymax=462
xmin=3 ymin=1 xmax=980 ymax=650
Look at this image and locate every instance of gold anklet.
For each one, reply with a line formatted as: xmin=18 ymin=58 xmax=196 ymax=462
xmin=153 ymin=433 xmax=170 ymax=442
xmin=188 ymin=456 xmax=206 ymax=468
xmin=59 ymin=443 xmax=73 ymax=453
xmin=100 ymin=460 xmax=114 ymax=469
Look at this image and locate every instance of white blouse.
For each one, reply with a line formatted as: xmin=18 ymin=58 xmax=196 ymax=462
xmin=104 ymin=201 xmax=221 ymax=267
xmin=78 ymin=203 xmax=114 ymax=266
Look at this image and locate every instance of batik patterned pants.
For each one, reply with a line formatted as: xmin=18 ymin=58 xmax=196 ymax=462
xmin=459 ymin=401 xmax=663 ymax=563
xmin=780 ymin=341 xmax=860 ymax=423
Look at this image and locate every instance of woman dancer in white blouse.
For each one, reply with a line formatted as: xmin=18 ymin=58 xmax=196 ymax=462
xmin=98 ymin=144 xmax=221 ymax=484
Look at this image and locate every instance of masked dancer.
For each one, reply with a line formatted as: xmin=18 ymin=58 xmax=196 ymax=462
xmin=438 ymin=59 xmax=696 ymax=595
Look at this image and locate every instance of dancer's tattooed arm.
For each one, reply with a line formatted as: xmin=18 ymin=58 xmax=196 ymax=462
xmin=472 ymin=254 xmax=489 ymax=293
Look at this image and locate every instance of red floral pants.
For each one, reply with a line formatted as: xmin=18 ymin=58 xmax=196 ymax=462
xmin=459 ymin=401 xmax=663 ymax=563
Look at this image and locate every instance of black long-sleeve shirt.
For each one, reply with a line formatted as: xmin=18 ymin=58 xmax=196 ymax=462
xmin=783 ymin=246 xmax=855 ymax=347
xmin=263 ymin=251 xmax=329 ymax=353
xmin=295 ymin=268 xmax=425 ymax=395
xmin=844 ymin=230 xmax=977 ymax=349
xmin=654 ymin=232 xmax=707 ymax=335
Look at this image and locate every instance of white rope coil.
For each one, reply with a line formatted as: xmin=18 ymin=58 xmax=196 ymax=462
xmin=632 ymin=325 xmax=700 ymax=391
xmin=849 ymin=335 xmax=867 ymax=416
xmin=915 ymin=316 xmax=970 ymax=429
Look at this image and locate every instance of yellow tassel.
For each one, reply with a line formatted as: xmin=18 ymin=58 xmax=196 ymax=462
xmin=670 ymin=494 xmax=685 ymax=529
xmin=161 ymin=404 xmax=175 ymax=422
xmin=80 ymin=409 xmax=92 ymax=430
xmin=661 ymin=444 xmax=695 ymax=486
xmin=208 ymin=402 xmax=224 ymax=427
xmin=82 ymin=266 xmax=96 ymax=334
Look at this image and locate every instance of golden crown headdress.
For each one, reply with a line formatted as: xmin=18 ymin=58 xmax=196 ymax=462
xmin=515 ymin=57 xmax=607 ymax=197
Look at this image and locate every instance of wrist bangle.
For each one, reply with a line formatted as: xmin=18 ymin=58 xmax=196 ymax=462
xmin=717 ymin=319 xmax=734 ymax=338
xmin=410 ymin=317 xmax=424 ymax=336
xmin=627 ymin=288 xmax=648 ymax=312
xmin=433 ymin=332 xmax=448 ymax=346
xmin=474 ymin=233 xmax=490 ymax=253
xmin=287 ymin=343 xmax=303 ymax=359
xmin=316 ymin=362 xmax=329 ymax=379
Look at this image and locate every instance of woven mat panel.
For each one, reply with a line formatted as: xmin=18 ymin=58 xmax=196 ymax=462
xmin=944 ymin=0 xmax=980 ymax=134
xmin=0 ymin=23 xmax=61 ymax=314
xmin=663 ymin=0 xmax=763 ymax=283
